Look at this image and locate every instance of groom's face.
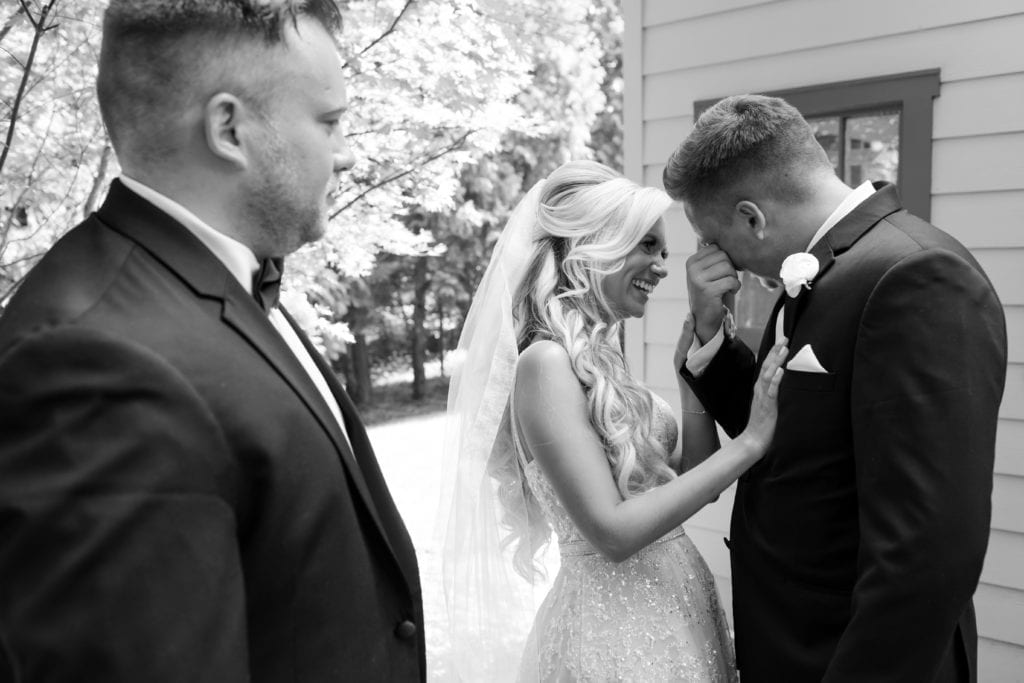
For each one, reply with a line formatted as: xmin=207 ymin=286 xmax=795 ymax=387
xmin=684 ymin=202 xmax=776 ymax=277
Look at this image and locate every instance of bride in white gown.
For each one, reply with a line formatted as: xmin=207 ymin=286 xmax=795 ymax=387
xmin=439 ymin=160 xmax=787 ymax=682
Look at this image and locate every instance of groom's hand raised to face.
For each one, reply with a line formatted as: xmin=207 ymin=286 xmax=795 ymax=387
xmin=686 ymin=244 xmax=740 ymax=344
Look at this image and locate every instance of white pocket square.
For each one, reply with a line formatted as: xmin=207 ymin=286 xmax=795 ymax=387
xmin=786 ymin=344 xmax=829 ymax=373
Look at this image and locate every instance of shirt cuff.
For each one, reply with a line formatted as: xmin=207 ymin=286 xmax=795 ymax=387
xmin=684 ymin=308 xmax=735 ymax=377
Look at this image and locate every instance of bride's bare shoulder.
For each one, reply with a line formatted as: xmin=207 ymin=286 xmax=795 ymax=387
xmin=516 ymin=340 xmax=583 ymax=401
xmin=518 ymin=339 xmax=571 ymax=375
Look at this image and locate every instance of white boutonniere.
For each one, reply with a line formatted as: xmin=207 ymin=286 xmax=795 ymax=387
xmin=779 ymin=252 xmax=819 ymax=298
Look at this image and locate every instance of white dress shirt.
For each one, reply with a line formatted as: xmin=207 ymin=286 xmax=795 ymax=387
xmin=685 ymin=181 xmax=876 ymax=376
xmin=120 ymin=176 xmax=351 ymax=445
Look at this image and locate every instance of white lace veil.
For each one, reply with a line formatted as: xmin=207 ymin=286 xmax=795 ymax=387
xmin=435 ymin=179 xmax=554 ymax=681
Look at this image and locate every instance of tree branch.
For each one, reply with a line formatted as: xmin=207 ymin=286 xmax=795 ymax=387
xmin=0 ymin=0 xmax=60 ymax=176
xmin=356 ymin=0 xmax=416 ymax=58
xmin=84 ymin=143 xmax=113 ymax=217
xmin=329 ymin=130 xmax=472 ymax=219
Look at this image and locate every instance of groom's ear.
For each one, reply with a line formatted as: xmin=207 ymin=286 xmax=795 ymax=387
xmin=735 ymin=200 xmax=767 ymax=240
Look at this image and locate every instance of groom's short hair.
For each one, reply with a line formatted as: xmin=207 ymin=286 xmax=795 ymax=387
xmin=96 ymin=0 xmax=342 ymax=168
xmin=663 ymin=94 xmax=833 ymax=215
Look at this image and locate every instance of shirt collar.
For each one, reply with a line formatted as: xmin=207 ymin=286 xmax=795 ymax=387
xmin=806 ymin=181 xmax=876 ymax=251
xmin=119 ymin=175 xmax=259 ymax=296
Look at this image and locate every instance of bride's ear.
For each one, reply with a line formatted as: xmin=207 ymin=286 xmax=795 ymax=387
xmin=735 ymin=200 xmax=767 ymax=240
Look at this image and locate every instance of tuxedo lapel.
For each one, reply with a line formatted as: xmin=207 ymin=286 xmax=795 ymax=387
xmin=781 ymin=182 xmax=904 ymax=337
xmin=278 ymin=309 xmax=417 ymax=591
xmin=96 ymin=181 xmax=412 ymax=586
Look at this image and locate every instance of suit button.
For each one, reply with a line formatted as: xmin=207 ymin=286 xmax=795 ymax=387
xmin=395 ymin=619 xmax=417 ymax=640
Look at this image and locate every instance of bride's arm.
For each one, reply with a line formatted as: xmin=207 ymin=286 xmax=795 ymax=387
xmin=514 ymin=338 xmax=786 ymax=563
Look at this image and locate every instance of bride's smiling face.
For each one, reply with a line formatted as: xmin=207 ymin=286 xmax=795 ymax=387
xmin=600 ymin=219 xmax=668 ymax=320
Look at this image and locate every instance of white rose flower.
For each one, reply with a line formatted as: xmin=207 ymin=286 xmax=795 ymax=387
xmin=779 ymin=252 xmax=820 ymax=298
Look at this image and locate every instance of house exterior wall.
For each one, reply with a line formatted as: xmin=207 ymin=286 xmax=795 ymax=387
xmin=623 ymin=2 xmax=1024 ymax=678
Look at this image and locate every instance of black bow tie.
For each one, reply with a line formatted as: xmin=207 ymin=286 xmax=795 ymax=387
xmin=252 ymin=257 xmax=284 ymax=313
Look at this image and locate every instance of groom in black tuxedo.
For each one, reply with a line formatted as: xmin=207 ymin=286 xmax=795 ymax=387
xmin=0 ymin=1 xmax=424 ymax=681
xmin=664 ymin=95 xmax=1006 ymax=682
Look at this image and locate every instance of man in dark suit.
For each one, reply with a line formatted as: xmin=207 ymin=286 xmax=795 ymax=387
xmin=0 ymin=1 xmax=424 ymax=680
xmin=663 ymin=94 xmax=1007 ymax=682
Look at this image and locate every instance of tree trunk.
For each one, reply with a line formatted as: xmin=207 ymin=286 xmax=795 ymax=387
xmin=437 ymin=294 xmax=445 ymax=377
xmin=410 ymin=256 xmax=429 ymax=400
xmin=349 ymin=331 xmax=373 ymax=405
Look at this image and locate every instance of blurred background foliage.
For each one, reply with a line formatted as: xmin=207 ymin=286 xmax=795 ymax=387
xmin=1 ymin=0 xmax=622 ymax=415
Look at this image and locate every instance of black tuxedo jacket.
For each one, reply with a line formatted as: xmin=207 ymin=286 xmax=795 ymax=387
xmin=0 ymin=181 xmax=425 ymax=681
xmin=685 ymin=184 xmax=1007 ymax=682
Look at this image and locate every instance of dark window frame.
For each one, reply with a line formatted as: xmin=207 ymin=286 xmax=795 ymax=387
xmin=694 ymin=69 xmax=940 ymax=219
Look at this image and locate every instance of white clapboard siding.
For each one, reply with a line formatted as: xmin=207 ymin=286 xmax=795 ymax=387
xmin=932 ymin=192 xmax=1024 ymax=250
xmin=644 ymin=15 xmax=1024 ymax=120
xmin=979 ymin=638 xmax=1024 ymax=682
xmin=1001 ymin=365 xmax=1024 ymax=421
xmin=1008 ymin=308 xmax=1024 ymax=365
xmin=641 ymin=0 xmax=776 ymax=28
xmin=984 ymin=529 xmax=1024 ymax=592
xmin=974 ymin=250 xmax=1024 ymax=307
xmin=992 ymin=475 xmax=1024 ymax=534
xmin=996 ymin=419 xmax=1024 ymax=476
xmin=933 ymin=133 xmax=1024 ymax=195
xmin=642 ymin=1 xmax=1024 ymax=76
xmin=933 ymin=73 xmax=1024 ymax=140
xmin=976 ymin=583 xmax=1024 ymax=647
xmin=643 ymin=116 xmax=692 ymax=165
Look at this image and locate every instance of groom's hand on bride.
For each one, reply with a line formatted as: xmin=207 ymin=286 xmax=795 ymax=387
xmin=685 ymin=245 xmax=740 ymax=344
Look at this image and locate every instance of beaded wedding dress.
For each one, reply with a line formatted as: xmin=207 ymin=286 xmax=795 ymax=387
xmin=515 ymin=394 xmax=738 ymax=682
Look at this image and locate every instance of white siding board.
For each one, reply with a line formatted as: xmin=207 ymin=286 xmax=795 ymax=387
xmin=982 ymin=529 xmax=1024 ymax=591
xmin=932 ymin=191 xmax=1024 ymax=249
xmin=643 ymin=15 xmax=1024 ymax=120
xmin=644 ymin=2 xmax=1024 ymax=77
xmin=974 ymin=249 xmax=1024 ymax=307
xmin=933 ymin=73 xmax=1024 ymax=139
xmin=622 ymin=0 xmax=644 ymax=376
xmin=932 ymin=134 xmax=1024 ymax=195
xmin=1008 ymin=307 xmax=1024 ymax=366
xmin=644 ymin=342 xmax=678 ymax=392
xmin=1001 ymin=364 xmax=1024 ymax=421
xmin=643 ymin=116 xmax=691 ymax=166
xmin=644 ymin=297 xmax=689 ymax=346
xmin=992 ymin=474 xmax=1024 ymax=534
xmin=976 ymin=583 xmax=1024 ymax=647
xmin=643 ymin=163 xmax=666 ymax=190
xmin=996 ymin=419 xmax=1024 ymax=477
xmin=978 ymin=637 xmax=1024 ymax=682
xmin=642 ymin=0 xmax=777 ymax=28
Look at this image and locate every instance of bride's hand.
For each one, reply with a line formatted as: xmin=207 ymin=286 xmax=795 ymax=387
xmin=741 ymin=340 xmax=787 ymax=454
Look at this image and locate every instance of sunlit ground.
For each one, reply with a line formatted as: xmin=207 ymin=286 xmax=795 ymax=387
xmin=368 ymin=410 xmax=453 ymax=680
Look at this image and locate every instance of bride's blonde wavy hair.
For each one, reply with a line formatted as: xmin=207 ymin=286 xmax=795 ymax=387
xmin=491 ymin=160 xmax=675 ymax=579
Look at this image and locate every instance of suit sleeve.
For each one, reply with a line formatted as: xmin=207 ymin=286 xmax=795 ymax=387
xmin=823 ymin=249 xmax=1007 ymax=682
xmin=0 ymin=328 xmax=250 ymax=682
xmin=680 ymin=334 xmax=759 ymax=438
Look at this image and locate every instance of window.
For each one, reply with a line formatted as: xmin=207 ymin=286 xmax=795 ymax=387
xmin=694 ymin=70 xmax=940 ymax=349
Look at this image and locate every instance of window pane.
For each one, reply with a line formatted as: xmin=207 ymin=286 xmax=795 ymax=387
xmin=844 ymin=111 xmax=899 ymax=185
xmin=808 ymin=116 xmax=840 ymax=170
